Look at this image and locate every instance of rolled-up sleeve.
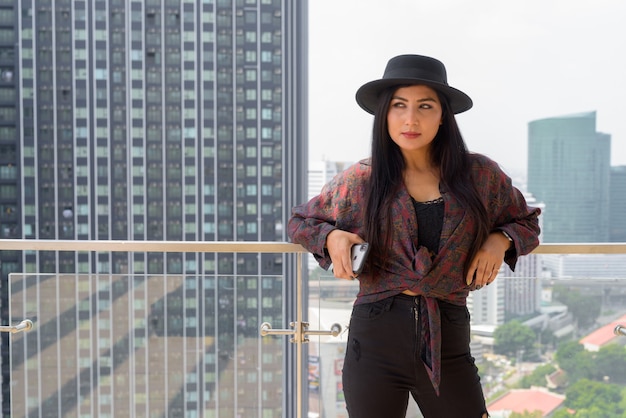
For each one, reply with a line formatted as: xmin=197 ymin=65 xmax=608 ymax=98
xmin=473 ymin=155 xmax=541 ymax=270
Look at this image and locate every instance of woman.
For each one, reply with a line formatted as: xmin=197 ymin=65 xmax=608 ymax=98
xmin=288 ymin=54 xmax=541 ymax=418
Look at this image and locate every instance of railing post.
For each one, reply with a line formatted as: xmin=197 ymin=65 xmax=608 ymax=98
xmin=295 ymin=252 xmax=304 ymax=418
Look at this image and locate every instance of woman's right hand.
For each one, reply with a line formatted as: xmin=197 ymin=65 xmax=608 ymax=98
xmin=326 ymin=229 xmax=365 ymax=280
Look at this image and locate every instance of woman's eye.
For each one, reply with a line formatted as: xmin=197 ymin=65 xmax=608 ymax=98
xmin=420 ymin=104 xmax=432 ymax=109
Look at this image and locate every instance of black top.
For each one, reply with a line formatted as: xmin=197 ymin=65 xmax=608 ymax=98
xmin=412 ymin=196 xmax=444 ymax=257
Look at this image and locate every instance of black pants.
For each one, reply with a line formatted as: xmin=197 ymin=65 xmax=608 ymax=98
xmin=342 ymin=294 xmax=488 ymax=418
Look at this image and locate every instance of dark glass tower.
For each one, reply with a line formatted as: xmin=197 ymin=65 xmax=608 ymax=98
xmin=609 ymin=166 xmax=626 ymax=242
xmin=0 ymin=0 xmax=308 ymax=415
xmin=527 ymin=111 xmax=610 ymax=243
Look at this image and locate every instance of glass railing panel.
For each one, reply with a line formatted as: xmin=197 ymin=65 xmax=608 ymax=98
xmin=8 ymin=272 xmax=287 ymax=417
xmin=306 ymin=268 xmax=356 ymax=418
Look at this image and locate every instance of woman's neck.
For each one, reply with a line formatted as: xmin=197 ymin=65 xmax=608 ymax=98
xmin=403 ymin=164 xmax=441 ymax=202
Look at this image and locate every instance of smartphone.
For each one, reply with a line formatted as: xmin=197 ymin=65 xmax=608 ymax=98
xmin=351 ymin=243 xmax=370 ymax=275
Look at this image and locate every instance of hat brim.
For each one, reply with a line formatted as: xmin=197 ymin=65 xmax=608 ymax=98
xmin=355 ymin=78 xmax=473 ymax=115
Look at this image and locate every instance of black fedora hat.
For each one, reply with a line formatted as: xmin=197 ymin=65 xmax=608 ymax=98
xmin=355 ymin=54 xmax=473 ymax=115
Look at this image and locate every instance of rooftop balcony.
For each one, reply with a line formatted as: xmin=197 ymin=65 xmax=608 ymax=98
xmin=1 ymin=240 xmax=625 ymax=418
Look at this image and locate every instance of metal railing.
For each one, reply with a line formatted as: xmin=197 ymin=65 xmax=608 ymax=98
xmin=1 ymin=239 xmax=626 ymax=418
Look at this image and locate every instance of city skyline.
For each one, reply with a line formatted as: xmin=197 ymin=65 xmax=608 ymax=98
xmin=308 ymin=0 xmax=626 ymax=177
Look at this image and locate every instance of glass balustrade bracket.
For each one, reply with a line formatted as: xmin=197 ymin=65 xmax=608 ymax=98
xmin=0 ymin=319 xmax=33 ymax=334
xmin=259 ymin=321 xmax=342 ymax=343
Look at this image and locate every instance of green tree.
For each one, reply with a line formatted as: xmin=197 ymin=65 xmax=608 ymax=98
xmin=550 ymin=409 xmax=572 ymax=418
xmin=555 ymin=341 xmax=594 ymax=381
xmin=494 ymin=320 xmax=536 ymax=358
xmin=510 ymin=410 xmax=543 ymax=418
xmin=619 ymin=387 xmax=626 ymax=414
xmin=593 ymin=343 xmax=626 ymax=384
xmin=552 ymin=286 xmax=602 ymax=329
xmin=564 ymin=379 xmax=623 ymax=416
xmin=518 ymin=363 xmax=556 ymax=388
xmin=573 ymin=406 xmax=617 ymax=418
xmin=509 ymin=409 xmax=543 ymax=418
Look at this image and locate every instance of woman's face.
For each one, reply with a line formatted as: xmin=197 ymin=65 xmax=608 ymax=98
xmin=386 ymin=84 xmax=443 ymax=155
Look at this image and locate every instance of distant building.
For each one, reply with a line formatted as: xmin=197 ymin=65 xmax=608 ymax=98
xmin=579 ymin=314 xmax=626 ymax=351
xmin=528 ymin=111 xmax=611 ymax=243
xmin=500 ymin=193 xmax=544 ymax=318
xmin=468 ymin=280 xmax=506 ymax=326
xmin=469 ymin=191 xmax=544 ymax=325
xmin=307 ymin=161 xmax=347 ymax=201
xmin=488 ymin=387 xmax=565 ymax=417
xmin=610 ymin=166 xmax=626 ymax=242
xmin=542 ymin=254 xmax=626 ymax=278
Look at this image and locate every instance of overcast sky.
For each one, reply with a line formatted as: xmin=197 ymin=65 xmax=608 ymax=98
xmin=308 ymin=0 xmax=626 ymax=180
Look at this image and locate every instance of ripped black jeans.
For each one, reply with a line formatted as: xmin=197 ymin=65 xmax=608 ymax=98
xmin=342 ymin=294 xmax=488 ymax=418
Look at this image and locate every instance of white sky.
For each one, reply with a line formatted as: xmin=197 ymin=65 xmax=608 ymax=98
xmin=308 ymin=0 xmax=626 ymax=180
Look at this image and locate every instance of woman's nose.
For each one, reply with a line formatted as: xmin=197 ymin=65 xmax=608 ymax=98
xmin=405 ymin=108 xmax=420 ymax=125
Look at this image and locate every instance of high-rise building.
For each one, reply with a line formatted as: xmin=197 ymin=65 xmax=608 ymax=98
xmin=467 ymin=280 xmax=505 ymax=326
xmin=467 ymin=190 xmax=544 ymax=326
xmin=0 ymin=1 xmax=308 ymax=416
xmin=527 ymin=111 xmax=611 ymax=243
xmin=609 ymin=166 xmax=626 ymax=242
xmin=307 ymin=161 xmax=341 ymax=201
xmin=499 ymin=193 xmax=544 ymax=318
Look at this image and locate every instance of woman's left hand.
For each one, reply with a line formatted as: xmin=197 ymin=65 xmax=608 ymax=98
xmin=466 ymin=232 xmax=511 ymax=289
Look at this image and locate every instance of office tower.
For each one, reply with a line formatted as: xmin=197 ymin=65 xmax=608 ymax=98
xmin=468 ymin=249 xmax=541 ymax=325
xmin=467 ymin=281 xmax=505 ymax=326
xmin=527 ymin=111 xmax=611 ymax=243
xmin=500 ymin=193 xmax=544 ymax=318
xmin=502 ymin=274 xmax=541 ymax=318
xmin=610 ymin=166 xmax=626 ymax=242
xmin=0 ymin=1 xmax=308 ymax=416
xmin=468 ymin=190 xmax=544 ymax=326
xmin=307 ymin=161 xmax=342 ymax=201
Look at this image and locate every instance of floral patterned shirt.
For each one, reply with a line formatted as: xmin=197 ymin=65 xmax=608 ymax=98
xmin=287 ymin=153 xmax=541 ymax=394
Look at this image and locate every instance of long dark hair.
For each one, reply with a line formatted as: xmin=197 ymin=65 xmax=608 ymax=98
xmin=363 ymin=85 xmax=490 ymax=277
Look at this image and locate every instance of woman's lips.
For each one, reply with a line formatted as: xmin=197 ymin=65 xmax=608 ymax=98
xmin=402 ymin=131 xmax=421 ymax=138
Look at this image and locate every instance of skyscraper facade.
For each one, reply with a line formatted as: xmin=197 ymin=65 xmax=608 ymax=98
xmin=527 ymin=111 xmax=611 ymax=243
xmin=0 ymin=0 xmax=308 ymax=415
xmin=609 ymin=166 xmax=626 ymax=242
xmin=467 ymin=280 xmax=505 ymax=327
xmin=500 ymin=194 xmax=543 ymax=318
